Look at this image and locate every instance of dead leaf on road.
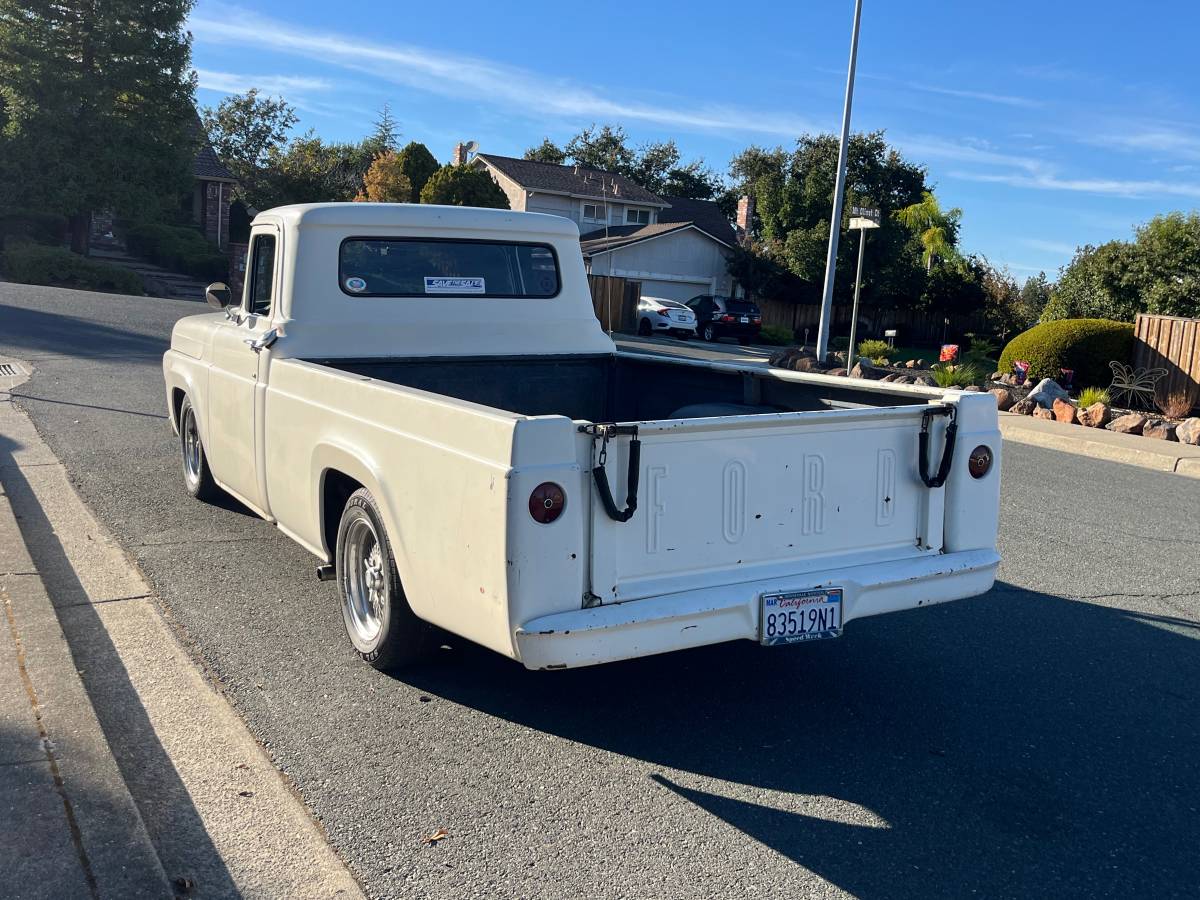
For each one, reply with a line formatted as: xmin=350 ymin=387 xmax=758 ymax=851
xmin=422 ymin=828 xmax=449 ymax=845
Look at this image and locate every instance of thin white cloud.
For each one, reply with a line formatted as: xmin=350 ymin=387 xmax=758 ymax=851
xmin=904 ymin=82 xmax=1043 ymax=109
xmin=194 ymin=68 xmax=334 ymax=97
xmin=948 ymin=168 xmax=1200 ymax=200
xmin=1090 ymin=126 xmax=1200 ymax=162
xmin=190 ymin=6 xmax=818 ymax=138
xmin=1020 ymin=237 xmax=1077 ymax=255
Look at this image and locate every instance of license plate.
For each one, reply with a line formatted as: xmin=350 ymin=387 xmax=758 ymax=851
xmin=760 ymin=588 xmax=843 ymax=645
xmin=739 ymin=315 xmax=749 ymax=323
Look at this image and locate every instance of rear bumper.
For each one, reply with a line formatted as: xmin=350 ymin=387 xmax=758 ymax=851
xmin=652 ymin=318 xmax=696 ymax=332
xmin=513 ymin=548 xmax=999 ymax=670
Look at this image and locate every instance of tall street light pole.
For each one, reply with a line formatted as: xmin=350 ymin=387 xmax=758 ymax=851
xmin=814 ymin=0 xmax=864 ymax=361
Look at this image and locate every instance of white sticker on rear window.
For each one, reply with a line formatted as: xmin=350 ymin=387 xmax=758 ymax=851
xmin=424 ymin=277 xmax=485 ymax=294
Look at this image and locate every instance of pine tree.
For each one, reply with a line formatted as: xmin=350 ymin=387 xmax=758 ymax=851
xmin=394 ymin=141 xmax=438 ymax=202
xmin=0 ymin=0 xmax=198 ymax=253
xmin=366 ymin=103 xmax=400 ymax=154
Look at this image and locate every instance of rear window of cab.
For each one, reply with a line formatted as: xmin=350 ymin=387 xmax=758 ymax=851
xmin=339 ymin=238 xmax=560 ymax=298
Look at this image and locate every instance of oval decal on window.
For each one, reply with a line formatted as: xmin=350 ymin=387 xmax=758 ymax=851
xmin=344 ymin=276 xmax=367 ymax=293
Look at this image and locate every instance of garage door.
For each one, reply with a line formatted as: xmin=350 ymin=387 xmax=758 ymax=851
xmin=639 ymin=280 xmax=709 ymax=305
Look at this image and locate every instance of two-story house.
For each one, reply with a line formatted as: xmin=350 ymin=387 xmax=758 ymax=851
xmin=468 ymin=150 xmax=737 ymax=303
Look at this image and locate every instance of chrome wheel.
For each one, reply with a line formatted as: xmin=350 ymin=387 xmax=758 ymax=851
xmin=182 ymin=405 xmax=202 ymax=486
xmin=342 ymin=515 xmax=387 ymax=644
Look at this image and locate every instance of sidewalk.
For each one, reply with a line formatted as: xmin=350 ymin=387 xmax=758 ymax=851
xmin=1 ymin=471 xmax=170 ymax=898
xmin=2 ymin=358 xmax=363 ymax=899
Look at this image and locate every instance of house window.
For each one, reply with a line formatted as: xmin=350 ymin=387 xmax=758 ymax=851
xmin=625 ymin=208 xmax=651 ymax=225
xmin=581 ymin=203 xmax=608 ymax=224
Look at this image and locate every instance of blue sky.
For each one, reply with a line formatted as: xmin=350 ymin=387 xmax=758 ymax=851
xmin=190 ymin=0 xmax=1200 ymax=282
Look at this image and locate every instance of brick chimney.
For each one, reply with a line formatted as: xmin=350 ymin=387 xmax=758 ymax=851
xmin=736 ymin=194 xmax=755 ymax=243
xmin=452 ymin=142 xmax=467 ymax=166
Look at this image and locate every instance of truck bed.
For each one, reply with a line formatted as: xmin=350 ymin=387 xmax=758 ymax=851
xmin=313 ymin=353 xmax=930 ymax=423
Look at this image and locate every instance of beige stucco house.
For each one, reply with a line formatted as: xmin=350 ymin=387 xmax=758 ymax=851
xmin=468 ymin=151 xmax=737 ymax=303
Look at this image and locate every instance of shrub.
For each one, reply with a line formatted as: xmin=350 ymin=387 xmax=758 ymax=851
xmin=2 ymin=243 xmax=143 ymax=295
xmin=125 ymin=222 xmax=228 ymax=282
xmin=856 ymin=339 xmax=891 ymax=359
xmin=931 ymin=363 xmax=985 ymax=388
xmin=1154 ymin=384 xmax=1199 ymax=418
xmin=1077 ymin=386 xmax=1111 ymax=408
xmin=998 ymin=318 xmax=1134 ymax=388
xmin=0 ymin=208 xmax=67 ymax=248
xmin=757 ymin=324 xmax=793 ymax=346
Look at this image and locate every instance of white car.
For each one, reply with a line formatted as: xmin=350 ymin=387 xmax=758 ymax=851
xmin=637 ymin=297 xmax=696 ymax=338
xmin=163 ymin=203 xmax=1000 ymax=671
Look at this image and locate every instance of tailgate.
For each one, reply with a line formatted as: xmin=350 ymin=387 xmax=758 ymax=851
xmin=586 ymin=406 xmax=947 ymax=604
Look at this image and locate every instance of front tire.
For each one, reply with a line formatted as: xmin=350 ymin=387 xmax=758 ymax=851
xmin=178 ymin=396 xmax=219 ymax=502
xmin=336 ymin=488 xmax=431 ymax=671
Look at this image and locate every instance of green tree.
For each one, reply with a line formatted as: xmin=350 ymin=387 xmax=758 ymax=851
xmin=262 ymin=132 xmax=375 ymax=206
xmin=202 ymin=89 xmax=298 ymax=206
xmin=530 ymin=125 xmax=722 ymax=200
xmin=365 ymin=102 xmax=400 ymax=154
xmin=1047 ymin=241 xmax=1143 ymax=322
xmin=728 ymin=132 xmax=935 ymax=308
xmin=1017 ymin=271 xmax=1053 ymax=325
xmin=355 ymin=152 xmax=412 ymax=203
xmin=0 ymin=0 xmax=198 ymax=253
xmin=419 ymin=165 xmax=509 ymax=208
xmin=897 ymin=191 xmax=961 ymax=270
xmin=524 ymin=138 xmax=568 ymax=165
xmin=394 ymin=141 xmax=439 ymax=202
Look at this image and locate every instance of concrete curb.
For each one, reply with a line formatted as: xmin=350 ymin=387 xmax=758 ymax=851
xmin=0 ymin=479 xmax=172 ymax=899
xmin=999 ymin=412 xmax=1200 ymax=477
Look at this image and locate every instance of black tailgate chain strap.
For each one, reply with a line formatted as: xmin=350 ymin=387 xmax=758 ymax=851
xmin=919 ymin=406 xmax=958 ymax=489
xmin=581 ymin=424 xmax=641 ymax=522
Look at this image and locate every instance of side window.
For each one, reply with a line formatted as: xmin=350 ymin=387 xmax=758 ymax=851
xmin=247 ymin=234 xmax=276 ymax=317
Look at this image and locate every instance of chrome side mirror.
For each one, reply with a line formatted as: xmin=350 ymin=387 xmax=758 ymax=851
xmin=205 ymin=282 xmax=232 ymax=310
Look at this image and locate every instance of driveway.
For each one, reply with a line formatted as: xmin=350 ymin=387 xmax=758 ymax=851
xmin=2 ymin=283 xmax=1198 ymax=899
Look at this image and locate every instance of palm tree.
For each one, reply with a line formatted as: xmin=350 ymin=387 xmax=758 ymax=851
xmin=897 ymin=191 xmax=962 ymax=270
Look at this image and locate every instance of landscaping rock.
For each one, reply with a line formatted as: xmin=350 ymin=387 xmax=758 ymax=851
xmin=827 ymin=367 xmax=848 ymax=377
xmin=768 ymin=347 xmax=814 ymax=369
xmin=989 ymin=388 xmax=1014 ymax=411
xmin=1177 ymin=417 xmax=1200 ymax=446
xmin=1142 ymin=419 xmax=1178 ymax=441
xmin=1077 ymin=402 xmax=1111 ymax=429
xmin=905 ymin=359 xmax=918 ymax=368
xmin=914 ymin=375 xmax=937 ymax=387
xmin=1052 ymin=398 xmax=1078 ymax=424
xmin=880 ymin=373 xmax=899 ymax=383
xmin=849 ymin=361 xmax=885 ymax=380
xmin=1033 ymin=406 xmax=1055 ymax=420
xmin=792 ymin=356 xmax=828 ymax=373
xmin=893 ymin=375 xmax=915 ymax=384
xmin=1010 ymin=397 xmax=1037 ymax=415
xmin=990 ymin=371 xmax=1003 ymax=383
xmin=915 ymin=359 xmax=928 ymax=369
xmin=1028 ymin=377 xmax=1070 ymax=409
xmin=1108 ymin=413 xmax=1147 ymax=435
xmin=963 ymin=385 xmax=982 ymax=392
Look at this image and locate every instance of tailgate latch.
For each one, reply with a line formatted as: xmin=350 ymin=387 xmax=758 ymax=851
xmin=919 ymin=406 xmax=958 ymax=489
xmin=581 ymin=423 xmax=641 ymax=522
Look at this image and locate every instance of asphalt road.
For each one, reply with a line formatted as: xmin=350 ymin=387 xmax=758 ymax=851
xmin=2 ymin=282 xmax=1198 ymax=899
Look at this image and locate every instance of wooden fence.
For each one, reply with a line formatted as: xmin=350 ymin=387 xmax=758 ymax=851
xmin=589 ymin=274 xmax=640 ymax=333
xmin=756 ymin=297 xmax=991 ymax=346
xmin=1133 ymin=313 xmax=1200 ymax=405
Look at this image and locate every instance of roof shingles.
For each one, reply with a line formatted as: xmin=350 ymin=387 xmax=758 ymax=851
xmin=475 ymin=154 xmax=666 ymax=206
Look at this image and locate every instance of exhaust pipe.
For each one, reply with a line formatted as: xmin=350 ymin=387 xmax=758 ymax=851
xmin=315 ymin=564 xmax=336 ymax=582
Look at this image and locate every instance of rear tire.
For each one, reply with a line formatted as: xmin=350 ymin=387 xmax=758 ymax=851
xmin=637 ymin=318 xmax=652 ymax=336
xmin=336 ymin=488 xmax=432 ymax=671
xmin=178 ymin=396 xmax=220 ymax=502
xmin=702 ymin=323 xmax=717 ymax=342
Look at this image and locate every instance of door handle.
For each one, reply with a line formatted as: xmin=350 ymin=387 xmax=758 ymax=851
xmin=244 ymin=329 xmax=279 ymax=353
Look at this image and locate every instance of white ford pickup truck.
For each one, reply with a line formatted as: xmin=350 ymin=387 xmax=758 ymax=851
xmin=163 ymin=203 xmax=1000 ymax=671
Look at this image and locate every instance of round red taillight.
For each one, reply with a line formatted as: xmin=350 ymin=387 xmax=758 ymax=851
xmin=968 ymin=445 xmax=993 ymax=479
xmin=528 ymin=482 xmax=566 ymax=524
